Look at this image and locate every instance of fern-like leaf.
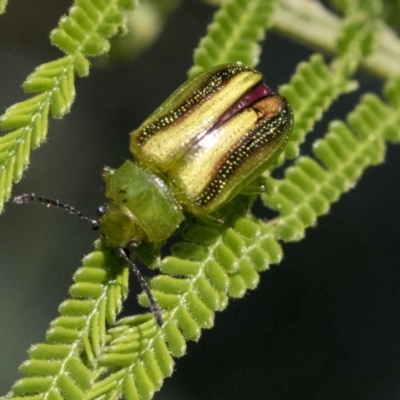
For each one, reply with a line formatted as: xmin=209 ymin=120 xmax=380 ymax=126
xmin=50 ymin=0 xmax=136 ymax=58
xmin=10 ymin=242 xmax=129 ymax=400
xmin=264 ymin=77 xmax=400 ymax=242
xmin=0 ymin=0 xmax=137 ymax=213
xmin=264 ymin=8 xmax=394 ymax=242
xmin=188 ymin=0 xmax=277 ymax=78
xmin=279 ymin=54 xmax=355 ymax=159
xmin=86 ymin=212 xmax=282 ymax=400
xmin=280 ymin=4 xmax=381 ymax=160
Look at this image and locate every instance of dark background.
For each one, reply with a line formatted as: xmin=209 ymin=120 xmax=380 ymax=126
xmin=1 ymin=1 xmax=400 ymax=399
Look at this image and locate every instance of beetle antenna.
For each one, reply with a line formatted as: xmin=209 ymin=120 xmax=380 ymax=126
xmin=118 ymin=247 xmax=163 ymax=327
xmin=13 ymin=193 xmax=99 ymax=230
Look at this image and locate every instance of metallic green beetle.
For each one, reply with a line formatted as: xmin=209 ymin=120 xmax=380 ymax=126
xmin=100 ymin=63 xmax=293 ymax=250
xmin=15 ymin=63 xmax=293 ymax=325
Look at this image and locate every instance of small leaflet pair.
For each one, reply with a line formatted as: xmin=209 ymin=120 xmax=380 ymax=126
xmin=15 ymin=63 xmax=294 ymax=326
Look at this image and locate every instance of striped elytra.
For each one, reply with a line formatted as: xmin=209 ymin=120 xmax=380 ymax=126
xmin=100 ymin=63 xmax=293 ymax=246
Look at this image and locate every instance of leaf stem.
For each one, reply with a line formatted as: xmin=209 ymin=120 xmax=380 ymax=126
xmin=272 ymin=0 xmax=400 ymax=79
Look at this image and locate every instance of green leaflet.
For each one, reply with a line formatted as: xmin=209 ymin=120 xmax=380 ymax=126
xmin=50 ymin=0 xmax=131 ymax=56
xmin=10 ymin=243 xmax=128 ymax=399
xmin=188 ymin=0 xmax=277 ymax=77
xmin=0 ymin=57 xmax=75 ymax=204
xmin=0 ymin=0 xmax=137 ymax=213
xmin=279 ymin=54 xmax=355 ymax=159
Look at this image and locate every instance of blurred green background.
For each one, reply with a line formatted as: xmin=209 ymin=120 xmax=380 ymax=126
xmin=1 ymin=1 xmax=400 ymax=399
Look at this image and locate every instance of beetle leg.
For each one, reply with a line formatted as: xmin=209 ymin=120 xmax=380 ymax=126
xmin=117 ymin=247 xmax=163 ymax=327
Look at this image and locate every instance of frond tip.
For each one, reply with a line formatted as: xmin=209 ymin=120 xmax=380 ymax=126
xmin=50 ymin=0 xmax=137 ymax=57
xmin=0 ymin=57 xmax=75 ymax=212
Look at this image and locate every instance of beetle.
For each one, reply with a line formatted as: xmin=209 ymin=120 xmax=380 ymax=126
xmin=14 ymin=63 xmax=294 ymax=326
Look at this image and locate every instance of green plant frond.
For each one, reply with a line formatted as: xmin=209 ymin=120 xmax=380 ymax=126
xmin=85 ymin=214 xmax=281 ymax=400
xmin=23 ymin=57 xmax=76 ymax=118
xmin=0 ymin=57 xmax=75 ymax=212
xmin=348 ymin=93 xmax=400 ymax=145
xmin=0 ymin=1 xmax=137 ymax=213
xmin=188 ymin=0 xmax=277 ymax=78
xmin=263 ymin=81 xmax=400 ymax=241
xmin=10 ymin=244 xmax=129 ymax=400
xmin=0 ymin=0 xmax=7 ymax=14
xmin=280 ymin=5 xmax=381 ymax=161
xmin=50 ymin=0 xmax=136 ymax=58
xmin=279 ymin=54 xmax=356 ymax=160
xmin=334 ymin=7 xmax=382 ymax=77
